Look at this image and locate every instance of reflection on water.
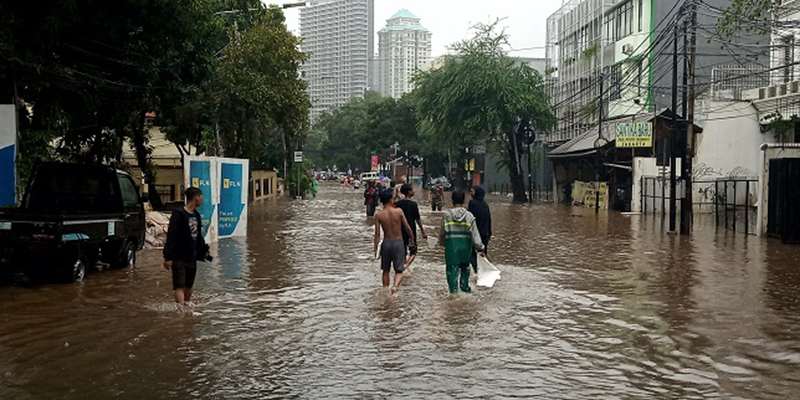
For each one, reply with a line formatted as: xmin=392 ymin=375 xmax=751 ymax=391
xmin=1 ymin=185 xmax=800 ymax=399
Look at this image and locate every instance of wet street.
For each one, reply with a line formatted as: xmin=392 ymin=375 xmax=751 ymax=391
xmin=2 ymin=185 xmax=800 ymax=399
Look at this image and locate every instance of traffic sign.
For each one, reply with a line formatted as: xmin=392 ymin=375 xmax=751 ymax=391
xmin=294 ymin=150 xmax=303 ymax=163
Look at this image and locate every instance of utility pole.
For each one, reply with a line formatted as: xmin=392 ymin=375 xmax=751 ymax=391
xmin=680 ymin=10 xmax=690 ymax=234
xmin=669 ymin=21 xmax=679 ymax=233
xmin=682 ymin=0 xmax=698 ymax=235
xmin=527 ymin=139 xmax=533 ymax=203
xmin=596 ymin=71 xmax=603 ymax=214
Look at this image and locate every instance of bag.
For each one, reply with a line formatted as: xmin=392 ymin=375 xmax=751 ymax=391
xmin=476 ymin=256 xmax=501 ymax=288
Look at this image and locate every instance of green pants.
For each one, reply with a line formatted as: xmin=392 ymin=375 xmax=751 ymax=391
xmin=446 ymin=264 xmax=472 ymax=294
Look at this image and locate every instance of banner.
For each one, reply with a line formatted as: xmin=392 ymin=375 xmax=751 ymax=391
xmin=0 ymin=105 xmax=16 ymax=207
xmin=616 ymin=122 xmax=653 ymax=148
xmin=186 ymin=157 xmax=219 ymax=243
xmin=218 ymin=158 xmax=249 ymax=238
xmin=371 ymin=155 xmax=379 ymax=171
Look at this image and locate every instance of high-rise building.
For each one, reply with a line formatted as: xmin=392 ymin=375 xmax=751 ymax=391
xmin=300 ymin=0 xmax=375 ymax=123
xmin=377 ymin=10 xmax=432 ymax=98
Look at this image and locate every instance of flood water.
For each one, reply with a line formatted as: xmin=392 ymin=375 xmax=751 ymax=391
xmin=2 ymin=185 xmax=800 ymax=399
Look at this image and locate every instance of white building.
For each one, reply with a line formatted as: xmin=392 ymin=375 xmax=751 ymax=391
xmin=300 ymin=0 xmax=375 ymax=122
xmin=376 ymin=10 xmax=432 ymax=98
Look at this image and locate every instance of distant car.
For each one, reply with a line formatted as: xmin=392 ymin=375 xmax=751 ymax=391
xmin=360 ymin=172 xmax=379 ymax=182
xmin=430 ymin=176 xmax=453 ymax=191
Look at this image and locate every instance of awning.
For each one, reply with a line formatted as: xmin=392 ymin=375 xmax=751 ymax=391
xmin=548 ymin=109 xmax=702 ymax=159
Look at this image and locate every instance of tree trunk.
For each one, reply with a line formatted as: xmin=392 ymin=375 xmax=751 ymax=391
xmin=131 ymin=114 xmax=164 ymax=210
xmin=506 ymin=129 xmax=528 ymax=203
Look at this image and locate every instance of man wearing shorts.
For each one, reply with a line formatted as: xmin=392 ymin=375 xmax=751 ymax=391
xmin=374 ymin=190 xmax=415 ymax=294
xmin=395 ymin=183 xmax=427 ymax=270
xmin=163 ymin=187 xmax=211 ymax=306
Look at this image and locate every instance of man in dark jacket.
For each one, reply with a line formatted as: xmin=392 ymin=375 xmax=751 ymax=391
xmin=164 ymin=187 xmax=211 ymax=306
xmin=468 ymin=186 xmax=492 ymax=273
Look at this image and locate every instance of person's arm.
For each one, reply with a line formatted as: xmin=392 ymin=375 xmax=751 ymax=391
xmin=488 ymin=207 xmax=492 ymax=239
xmin=374 ymin=216 xmax=382 ymax=259
xmin=439 ymin=213 xmax=447 ymax=247
xmin=163 ymin=211 xmax=179 ymax=269
xmin=414 ymin=204 xmax=426 ymax=238
xmin=401 ymin=213 xmax=415 ymax=247
xmin=469 ymin=215 xmax=485 ymax=254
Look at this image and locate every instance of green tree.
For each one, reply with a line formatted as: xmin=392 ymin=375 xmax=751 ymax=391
xmin=210 ymin=5 xmax=309 ymax=175
xmin=715 ymin=0 xmax=775 ymax=39
xmin=0 ymin=0 xmax=225 ymax=208
xmin=412 ymin=22 xmax=555 ymax=202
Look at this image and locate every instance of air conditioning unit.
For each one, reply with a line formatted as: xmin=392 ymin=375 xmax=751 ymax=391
xmin=622 ymin=43 xmax=634 ymax=55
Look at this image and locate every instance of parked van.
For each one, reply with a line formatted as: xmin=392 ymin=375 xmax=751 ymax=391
xmin=360 ymin=172 xmax=379 ymax=182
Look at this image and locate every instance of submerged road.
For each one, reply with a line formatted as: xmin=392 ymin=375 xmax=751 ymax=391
xmin=1 ymin=185 xmax=800 ymax=399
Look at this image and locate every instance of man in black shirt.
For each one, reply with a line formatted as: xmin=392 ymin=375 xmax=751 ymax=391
xmin=468 ymin=186 xmax=492 ymax=273
xmin=164 ymin=187 xmax=211 ymax=306
xmin=396 ymin=184 xmax=427 ymax=270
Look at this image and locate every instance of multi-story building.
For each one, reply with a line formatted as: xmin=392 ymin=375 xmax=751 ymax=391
xmin=300 ymin=0 xmax=375 ymax=123
xmin=545 ymin=0 xmax=767 ymax=145
xmin=376 ymin=10 xmax=432 ymax=98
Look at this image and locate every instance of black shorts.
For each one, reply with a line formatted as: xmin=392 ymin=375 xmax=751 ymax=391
xmin=172 ymin=260 xmax=197 ymax=290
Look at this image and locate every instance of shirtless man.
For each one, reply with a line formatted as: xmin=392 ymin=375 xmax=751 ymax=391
xmin=374 ymin=190 xmax=415 ymax=294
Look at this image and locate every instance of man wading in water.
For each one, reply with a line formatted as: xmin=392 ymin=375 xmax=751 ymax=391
xmin=164 ymin=187 xmax=211 ymax=306
xmin=374 ymin=190 xmax=415 ymax=294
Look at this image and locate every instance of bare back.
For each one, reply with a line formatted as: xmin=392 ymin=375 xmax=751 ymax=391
xmin=376 ymin=207 xmax=406 ymax=240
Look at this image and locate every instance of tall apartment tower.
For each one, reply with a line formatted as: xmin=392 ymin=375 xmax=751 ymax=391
xmin=377 ymin=10 xmax=432 ymax=98
xmin=300 ymin=0 xmax=375 ymax=123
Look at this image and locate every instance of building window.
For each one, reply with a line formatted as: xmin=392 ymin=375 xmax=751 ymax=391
xmin=605 ymin=0 xmax=634 ymax=41
xmin=608 ymin=64 xmax=622 ymax=101
xmin=638 ymin=0 xmax=643 ymax=32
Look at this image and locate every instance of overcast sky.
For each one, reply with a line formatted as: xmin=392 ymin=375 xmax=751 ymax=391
xmin=275 ymin=0 xmax=565 ymax=58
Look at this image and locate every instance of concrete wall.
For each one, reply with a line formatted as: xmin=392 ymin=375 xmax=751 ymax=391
xmin=250 ymin=170 xmax=278 ymax=201
xmin=694 ymin=101 xmax=763 ymax=180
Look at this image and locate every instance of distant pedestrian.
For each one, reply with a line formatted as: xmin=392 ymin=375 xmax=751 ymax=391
xmin=430 ymin=182 xmax=444 ymax=212
xmin=468 ymin=186 xmax=492 ymax=274
xmin=396 ymin=184 xmax=427 ymax=270
xmin=393 ymin=176 xmax=407 ymax=204
xmin=364 ymin=181 xmax=378 ymax=217
xmin=439 ymin=191 xmax=485 ymax=294
xmin=163 ymin=187 xmax=211 ymax=306
xmin=374 ymin=190 xmax=415 ymax=295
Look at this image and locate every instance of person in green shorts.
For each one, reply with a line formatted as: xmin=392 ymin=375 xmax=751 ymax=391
xmin=439 ymin=190 xmax=485 ymax=294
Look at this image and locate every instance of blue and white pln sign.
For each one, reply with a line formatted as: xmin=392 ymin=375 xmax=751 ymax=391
xmin=0 ymin=105 xmax=16 ymax=207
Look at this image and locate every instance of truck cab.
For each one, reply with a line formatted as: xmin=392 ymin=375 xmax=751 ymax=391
xmin=0 ymin=163 xmax=146 ymax=282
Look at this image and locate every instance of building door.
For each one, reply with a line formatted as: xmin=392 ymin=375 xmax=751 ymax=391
xmin=767 ymin=158 xmax=800 ymax=243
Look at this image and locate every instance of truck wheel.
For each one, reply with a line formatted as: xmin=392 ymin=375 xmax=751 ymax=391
xmin=112 ymin=241 xmax=136 ymax=269
xmin=61 ymin=253 xmax=87 ymax=283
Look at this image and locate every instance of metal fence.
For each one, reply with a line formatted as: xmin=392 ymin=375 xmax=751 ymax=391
xmin=641 ymin=176 xmax=758 ymax=235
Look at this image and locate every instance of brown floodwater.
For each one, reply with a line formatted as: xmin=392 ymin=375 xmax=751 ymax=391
xmin=1 ymin=185 xmax=800 ymax=399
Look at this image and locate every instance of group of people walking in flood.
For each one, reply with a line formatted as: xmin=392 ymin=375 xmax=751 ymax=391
xmin=370 ymin=180 xmax=492 ymax=295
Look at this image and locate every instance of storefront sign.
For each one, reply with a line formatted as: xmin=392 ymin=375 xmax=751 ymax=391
xmin=615 ymin=122 xmax=653 ymax=148
xmin=371 ymin=155 xmax=379 ymax=171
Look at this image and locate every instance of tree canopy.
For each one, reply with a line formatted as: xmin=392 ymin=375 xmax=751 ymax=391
xmin=411 ymin=22 xmax=554 ymax=201
xmin=0 ymin=0 xmax=309 ymax=204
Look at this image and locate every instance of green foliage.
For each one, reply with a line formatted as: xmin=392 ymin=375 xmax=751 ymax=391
xmin=411 ymin=21 xmax=555 ymax=200
xmin=715 ymin=0 xmax=775 ymax=39
xmin=582 ymin=44 xmax=598 ymax=61
xmin=311 ymin=92 xmax=429 ymax=172
xmin=0 ymin=0 xmax=309 ymax=198
xmin=286 ymin=161 xmax=316 ymax=198
xmin=763 ymin=111 xmax=799 ymax=142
